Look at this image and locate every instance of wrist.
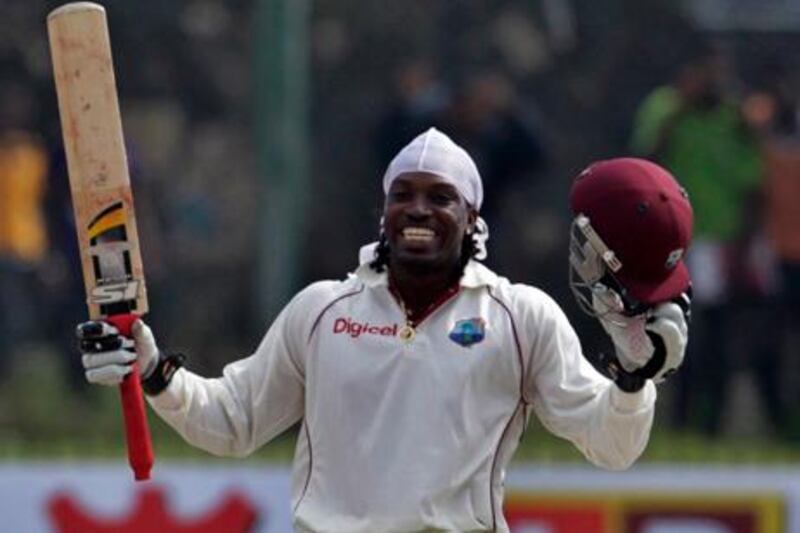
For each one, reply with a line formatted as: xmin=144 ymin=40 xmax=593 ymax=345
xmin=614 ymin=371 xmax=648 ymax=393
xmin=141 ymin=351 xmax=186 ymax=396
xmin=610 ymin=381 xmax=655 ymax=412
xmin=598 ymin=351 xmax=649 ymax=393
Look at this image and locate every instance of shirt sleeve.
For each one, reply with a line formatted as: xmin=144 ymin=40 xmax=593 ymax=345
xmin=629 ymin=87 xmax=680 ymax=156
xmin=521 ymin=289 xmax=656 ymax=470
xmin=145 ymin=284 xmax=326 ymax=457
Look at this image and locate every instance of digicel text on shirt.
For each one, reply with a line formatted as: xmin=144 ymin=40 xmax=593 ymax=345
xmin=332 ymin=317 xmax=399 ymax=338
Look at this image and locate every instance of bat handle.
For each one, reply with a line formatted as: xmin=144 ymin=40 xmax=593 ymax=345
xmin=106 ymin=313 xmax=154 ymax=481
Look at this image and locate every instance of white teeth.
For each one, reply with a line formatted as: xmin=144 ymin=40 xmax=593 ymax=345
xmin=402 ymin=227 xmax=435 ymax=240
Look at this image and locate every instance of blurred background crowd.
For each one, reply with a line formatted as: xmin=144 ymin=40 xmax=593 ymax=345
xmin=2 ymin=0 xmax=800 ymax=452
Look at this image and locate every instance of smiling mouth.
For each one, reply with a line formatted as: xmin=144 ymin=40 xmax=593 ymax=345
xmin=401 ymin=227 xmax=436 ymax=242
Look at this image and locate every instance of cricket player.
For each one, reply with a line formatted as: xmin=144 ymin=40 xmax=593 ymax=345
xmin=78 ymin=128 xmax=692 ymax=532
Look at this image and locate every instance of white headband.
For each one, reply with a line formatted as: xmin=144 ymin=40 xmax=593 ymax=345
xmin=383 ymin=127 xmax=484 ymax=211
xmin=368 ymin=128 xmax=489 ymax=263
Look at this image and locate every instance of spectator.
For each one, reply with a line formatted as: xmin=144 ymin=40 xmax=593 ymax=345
xmin=374 ymin=59 xmax=448 ymax=167
xmin=0 ymin=76 xmax=49 ymax=382
xmin=630 ymin=44 xmax=767 ymax=435
xmin=744 ymin=63 xmax=800 ymax=436
xmin=436 ymin=70 xmax=548 ymax=260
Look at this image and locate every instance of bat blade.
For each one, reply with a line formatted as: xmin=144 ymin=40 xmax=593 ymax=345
xmin=48 ymin=1 xmax=148 ymax=319
xmin=48 ymin=1 xmax=153 ymax=481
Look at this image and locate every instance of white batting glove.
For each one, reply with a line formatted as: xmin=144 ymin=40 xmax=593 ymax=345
xmin=78 ymin=319 xmax=160 ymax=386
xmin=643 ymin=300 xmax=689 ymax=381
xmin=593 ymin=290 xmax=689 ymax=390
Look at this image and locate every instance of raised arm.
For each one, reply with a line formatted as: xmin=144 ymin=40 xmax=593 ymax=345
xmin=145 ymin=303 xmax=306 ymax=457
xmin=79 ymin=283 xmax=337 ymax=458
xmin=521 ymin=289 xmax=656 ymax=470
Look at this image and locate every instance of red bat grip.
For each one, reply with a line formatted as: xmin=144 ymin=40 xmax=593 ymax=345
xmin=106 ymin=313 xmax=154 ymax=481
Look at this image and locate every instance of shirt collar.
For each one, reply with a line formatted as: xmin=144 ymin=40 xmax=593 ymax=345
xmin=352 ymin=257 xmax=499 ymax=289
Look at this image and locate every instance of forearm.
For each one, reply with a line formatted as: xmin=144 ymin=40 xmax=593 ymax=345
xmin=581 ymin=381 xmax=656 ymax=470
xmin=146 ymin=368 xmax=258 ymax=457
xmin=146 ymin=344 xmax=305 ymax=457
xmin=647 ymin=110 xmax=684 ymax=160
xmin=533 ymin=372 xmax=655 ymax=471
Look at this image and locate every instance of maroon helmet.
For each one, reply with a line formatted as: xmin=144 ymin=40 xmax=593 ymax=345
xmin=568 ymin=157 xmax=693 ymax=316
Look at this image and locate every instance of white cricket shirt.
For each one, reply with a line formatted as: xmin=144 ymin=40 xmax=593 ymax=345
xmin=148 ymin=260 xmax=656 ymax=532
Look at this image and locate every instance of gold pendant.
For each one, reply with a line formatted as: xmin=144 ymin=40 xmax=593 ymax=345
xmin=398 ymin=324 xmax=415 ymax=342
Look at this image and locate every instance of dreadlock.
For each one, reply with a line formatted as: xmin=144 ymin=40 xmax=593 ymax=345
xmin=368 ymin=232 xmax=479 ymax=275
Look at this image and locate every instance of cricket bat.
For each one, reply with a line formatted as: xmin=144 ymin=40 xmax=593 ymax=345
xmin=48 ymin=2 xmax=153 ymax=481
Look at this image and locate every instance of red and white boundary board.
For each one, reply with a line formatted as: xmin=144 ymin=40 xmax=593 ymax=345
xmin=1 ymin=463 xmax=799 ymax=532
xmin=0 ymin=463 xmax=292 ymax=532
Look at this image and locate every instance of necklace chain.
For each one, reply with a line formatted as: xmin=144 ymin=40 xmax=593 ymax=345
xmin=395 ymin=283 xmax=461 ymax=330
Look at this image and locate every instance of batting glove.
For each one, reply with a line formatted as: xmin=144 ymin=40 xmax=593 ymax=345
xmin=78 ymin=319 xmax=160 ymax=386
xmin=593 ymin=292 xmax=690 ymax=392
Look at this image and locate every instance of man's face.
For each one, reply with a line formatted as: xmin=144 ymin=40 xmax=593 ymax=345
xmin=383 ymin=172 xmax=476 ymax=273
xmin=677 ymin=57 xmax=724 ymax=109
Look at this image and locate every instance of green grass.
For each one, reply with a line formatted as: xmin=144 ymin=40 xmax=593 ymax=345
xmin=2 ymin=348 xmax=800 ymax=465
xmin=0 ymin=348 xmax=297 ymax=462
xmin=514 ymin=417 xmax=800 ymax=465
